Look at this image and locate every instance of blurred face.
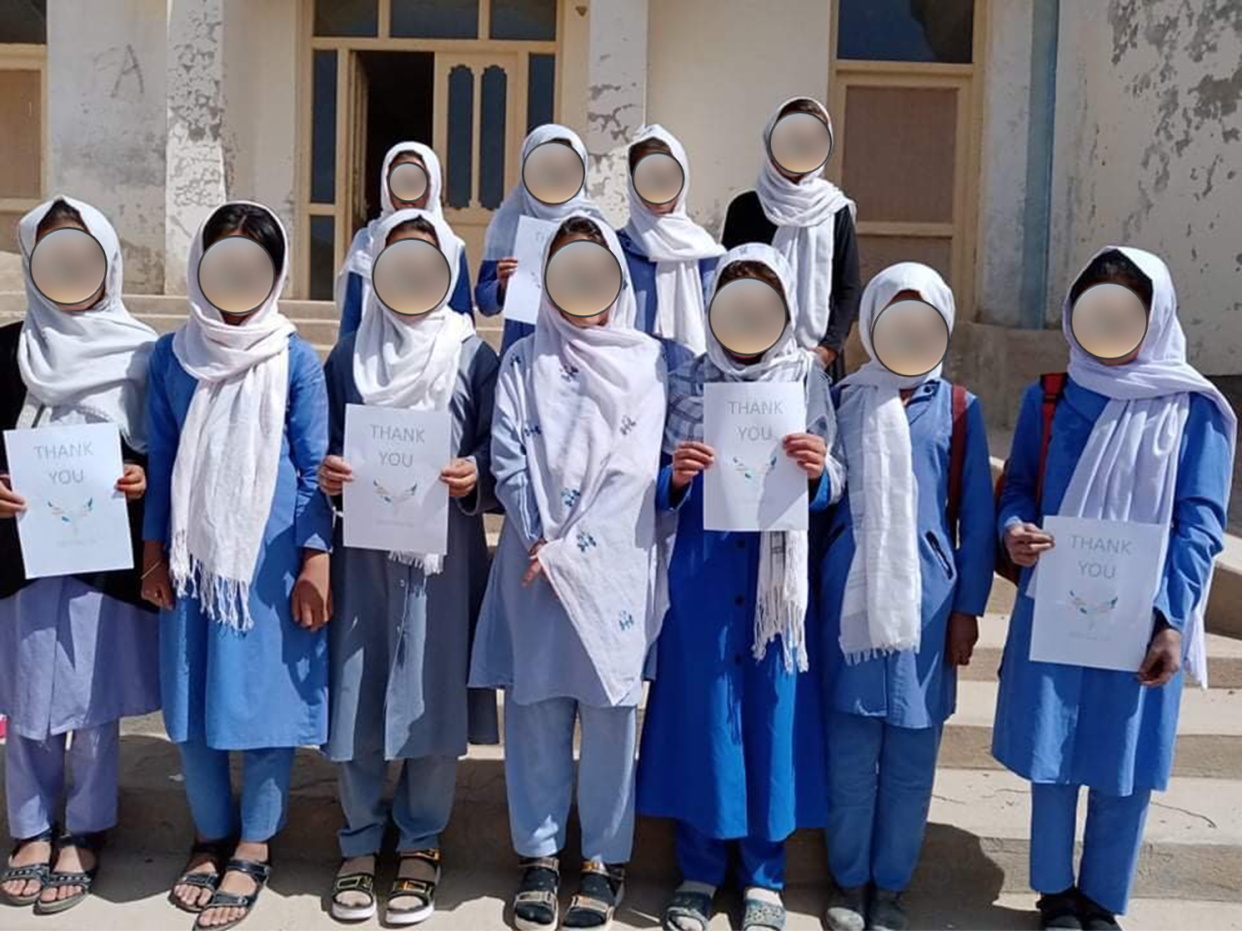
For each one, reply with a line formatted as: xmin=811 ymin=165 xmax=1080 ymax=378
xmin=30 ymin=222 xmax=107 ymax=313
xmin=709 ymin=274 xmax=789 ymax=361
xmin=388 ymin=154 xmax=430 ymax=209
xmin=1070 ymin=281 xmax=1149 ymax=366
xmin=544 ymin=232 xmax=622 ymax=328
xmin=522 ymin=141 xmax=585 ymax=206
xmin=870 ymin=289 xmax=950 ymax=378
xmin=632 ymin=151 xmax=685 ymax=215
xmin=767 ymin=109 xmax=832 ymax=180
xmin=197 ymin=232 xmax=277 ymax=323
xmin=372 ymin=229 xmax=451 ymax=318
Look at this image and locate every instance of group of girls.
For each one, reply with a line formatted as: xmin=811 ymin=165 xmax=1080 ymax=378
xmin=0 ymin=94 xmax=1233 ymax=931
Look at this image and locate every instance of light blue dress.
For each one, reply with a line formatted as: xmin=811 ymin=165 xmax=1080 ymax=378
xmin=144 ymin=334 xmax=333 ymax=750
xmin=992 ymin=378 xmax=1231 ymax=795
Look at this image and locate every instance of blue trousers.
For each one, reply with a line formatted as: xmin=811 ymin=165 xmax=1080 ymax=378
xmin=176 ymin=739 xmax=295 ymax=844
xmin=4 ymin=723 xmax=119 ymax=838
xmin=824 ymin=712 xmax=942 ymax=891
xmin=337 ymin=753 xmax=457 ymax=857
xmin=503 ymin=696 xmax=637 ymax=864
xmin=675 ymin=821 xmax=786 ymax=891
xmin=1030 ymin=782 xmax=1151 ymax=916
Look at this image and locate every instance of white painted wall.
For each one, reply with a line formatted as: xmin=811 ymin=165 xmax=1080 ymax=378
xmin=646 ymin=0 xmax=832 ymax=237
xmin=46 ymin=0 xmax=168 ymax=293
xmin=1049 ymin=0 xmax=1242 ymax=374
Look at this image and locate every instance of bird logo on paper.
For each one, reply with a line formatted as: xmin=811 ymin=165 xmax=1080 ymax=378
xmin=372 ymin=479 xmax=418 ymax=508
xmin=731 ymin=453 xmax=778 ymax=483
xmin=46 ymin=496 xmax=95 ymax=532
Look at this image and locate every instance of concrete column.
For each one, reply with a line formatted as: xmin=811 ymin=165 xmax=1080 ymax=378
xmin=46 ymin=0 xmax=169 ymax=293
xmin=584 ymin=0 xmax=648 ymax=227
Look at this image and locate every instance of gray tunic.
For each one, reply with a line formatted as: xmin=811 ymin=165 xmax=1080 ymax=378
xmin=323 ymin=333 xmax=501 ymax=762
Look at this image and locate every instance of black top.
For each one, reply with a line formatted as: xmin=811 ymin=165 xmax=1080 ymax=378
xmin=720 ymin=189 xmax=862 ymax=359
xmin=0 ymin=322 xmax=153 ymax=609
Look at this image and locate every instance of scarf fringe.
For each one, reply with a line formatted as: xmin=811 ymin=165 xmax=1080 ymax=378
xmin=753 ymin=592 xmax=809 ymax=674
xmin=387 ymin=551 xmax=444 ymax=575
xmin=169 ymin=533 xmax=255 ymax=633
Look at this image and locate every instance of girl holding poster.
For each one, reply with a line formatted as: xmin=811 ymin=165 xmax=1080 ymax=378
xmin=817 ymin=264 xmax=995 ymax=931
xmin=470 ymin=214 xmax=667 ymax=931
xmin=993 ymin=247 xmax=1234 ymax=930
xmin=318 ymin=208 xmax=500 ymax=925
xmin=141 ymin=202 xmax=332 ymax=930
xmin=0 ymin=198 xmax=158 ymax=913
xmin=639 ymin=243 xmax=845 ymax=931
xmin=475 ymin=124 xmax=606 ymax=354
xmin=334 ymin=141 xmax=474 ymax=338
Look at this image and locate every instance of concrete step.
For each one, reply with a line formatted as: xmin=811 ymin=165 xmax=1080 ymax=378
xmin=23 ymin=851 xmax=1242 ymax=931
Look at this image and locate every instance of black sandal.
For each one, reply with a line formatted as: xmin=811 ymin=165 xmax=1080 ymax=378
xmin=169 ymin=836 xmax=235 ymax=914
xmin=1038 ymin=888 xmax=1085 ymax=930
xmin=661 ymin=887 xmax=714 ymax=931
xmin=563 ymin=861 xmax=625 ymax=929
xmin=387 ymin=849 xmax=440 ymax=926
xmin=32 ymin=830 xmax=105 ymax=916
xmin=0 ymin=828 xmax=54 ymax=907
xmin=330 ymin=856 xmax=377 ymax=923
xmin=192 ymin=857 xmax=271 ymax=931
xmin=513 ymin=855 xmax=560 ymax=931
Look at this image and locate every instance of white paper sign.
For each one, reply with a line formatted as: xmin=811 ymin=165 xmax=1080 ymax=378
xmin=502 ymin=215 xmax=558 ymax=325
xmin=702 ymin=382 xmax=808 ymax=532
xmin=3 ymin=423 xmax=133 ymax=578
xmin=342 ymin=404 xmax=452 ymax=556
xmin=1031 ymin=515 xmax=1166 ymax=672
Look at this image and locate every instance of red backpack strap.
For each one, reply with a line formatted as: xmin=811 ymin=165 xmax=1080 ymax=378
xmin=1034 ymin=373 xmax=1067 ymax=506
xmin=947 ymin=384 xmax=968 ymax=538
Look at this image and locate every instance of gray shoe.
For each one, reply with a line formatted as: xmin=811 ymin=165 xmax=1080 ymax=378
xmin=824 ymin=884 xmax=867 ymax=931
xmin=868 ymin=889 xmax=909 ymax=931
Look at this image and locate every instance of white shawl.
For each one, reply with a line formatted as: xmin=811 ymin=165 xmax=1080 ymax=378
xmin=170 ymin=202 xmax=297 ymax=631
xmin=482 ymin=124 xmax=605 ymax=262
xmin=516 ymin=215 xmax=667 ymax=704
xmin=1037 ymin=246 xmax=1236 ymax=688
xmin=836 ymin=263 xmax=956 ymax=662
xmin=756 ymin=98 xmax=856 ymax=349
xmin=16 ymin=197 xmax=157 ymax=450
xmin=353 ymin=208 xmax=473 ymax=573
xmin=622 ymin=124 xmax=724 ymax=353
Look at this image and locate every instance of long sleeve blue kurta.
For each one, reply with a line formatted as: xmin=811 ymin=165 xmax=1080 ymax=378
xmin=636 ymin=366 xmax=843 ymax=842
xmin=615 ymin=228 xmax=717 ymax=338
xmin=145 ymin=334 xmax=333 ymax=750
xmin=340 ymin=251 xmax=473 ymax=339
xmin=818 ymin=381 xmax=995 ymax=728
xmin=323 ymin=332 xmax=501 ymax=762
xmin=992 ymin=378 xmax=1230 ymax=795
xmin=474 ymin=259 xmax=532 ymax=356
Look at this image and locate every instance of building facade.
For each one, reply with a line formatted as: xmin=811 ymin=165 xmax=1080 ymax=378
xmin=2 ymin=0 xmax=1240 ymax=374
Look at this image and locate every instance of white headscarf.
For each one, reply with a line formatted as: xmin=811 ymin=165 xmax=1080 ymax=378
xmin=756 ymin=97 xmax=856 ymax=349
xmin=836 ymin=263 xmax=957 ymax=662
xmin=170 ymin=202 xmax=297 ymax=631
xmin=512 ymin=213 xmax=667 ymax=704
xmin=665 ymin=243 xmax=818 ymax=672
xmin=1038 ymin=246 xmax=1236 ymax=687
xmin=622 ymin=124 xmax=724 ymax=352
xmin=334 ymin=142 xmax=458 ymax=311
xmin=352 ymin=208 xmax=473 ymax=574
xmin=482 ymin=124 xmax=605 ymax=262
xmin=16 ymin=197 xmax=157 ymax=450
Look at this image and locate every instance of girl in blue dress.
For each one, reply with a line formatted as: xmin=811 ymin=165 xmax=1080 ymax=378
xmin=817 ymin=263 xmax=995 ymax=931
xmin=141 ymin=202 xmax=332 ymax=931
xmin=639 ymin=243 xmax=846 ymax=931
xmin=993 ymin=247 xmax=1234 ymax=930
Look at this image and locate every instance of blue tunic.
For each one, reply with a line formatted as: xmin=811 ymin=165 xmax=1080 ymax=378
xmin=818 ymin=380 xmax=995 ymax=728
xmin=992 ymin=378 xmax=1230 ymax=794
xmin=614 ymin=228 xmax=717 ymax=337
xmin=474 ymin=259 xmax=532 ymax=355
xmin=145 ymin=334 xmax=333 ymax=750
xmin=636 ymin=366 xmax=841 ymax=842
xmin=339 ymin=251 xmax=473 ymax=339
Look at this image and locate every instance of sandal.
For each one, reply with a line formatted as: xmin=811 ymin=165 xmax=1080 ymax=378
xmin=193 ymin=857 xmax=271 ymax=931
xmin=662 ymin=887 xmax=714 ymax=931
xmin=742 ymin=895 xmax=787 ymax=931
xmin=563 ymin=861 xmax=625 ymax=929
xmin=32 ymin=831 xmax=104 ymax=916
xmin=513 ymin=855 xmax=560 ymax=931
xmin=0 ymin=827 xmax=54 ymax=907
xmin=169 ymin=836 xmax=235 ymax=914
xmin=386 ymin=848 xmax=440 ymax=926
xmin=330 ymin=857 xmax=377 ymax=923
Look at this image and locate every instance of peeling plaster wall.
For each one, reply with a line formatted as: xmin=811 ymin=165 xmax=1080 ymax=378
xmin=1050 ymin=0 xmax=1242 ymax=374
xmin=646 ymin=0 xmax=831 ymax=237
xmin=46 ymin=0 xmax=168 ymax=293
